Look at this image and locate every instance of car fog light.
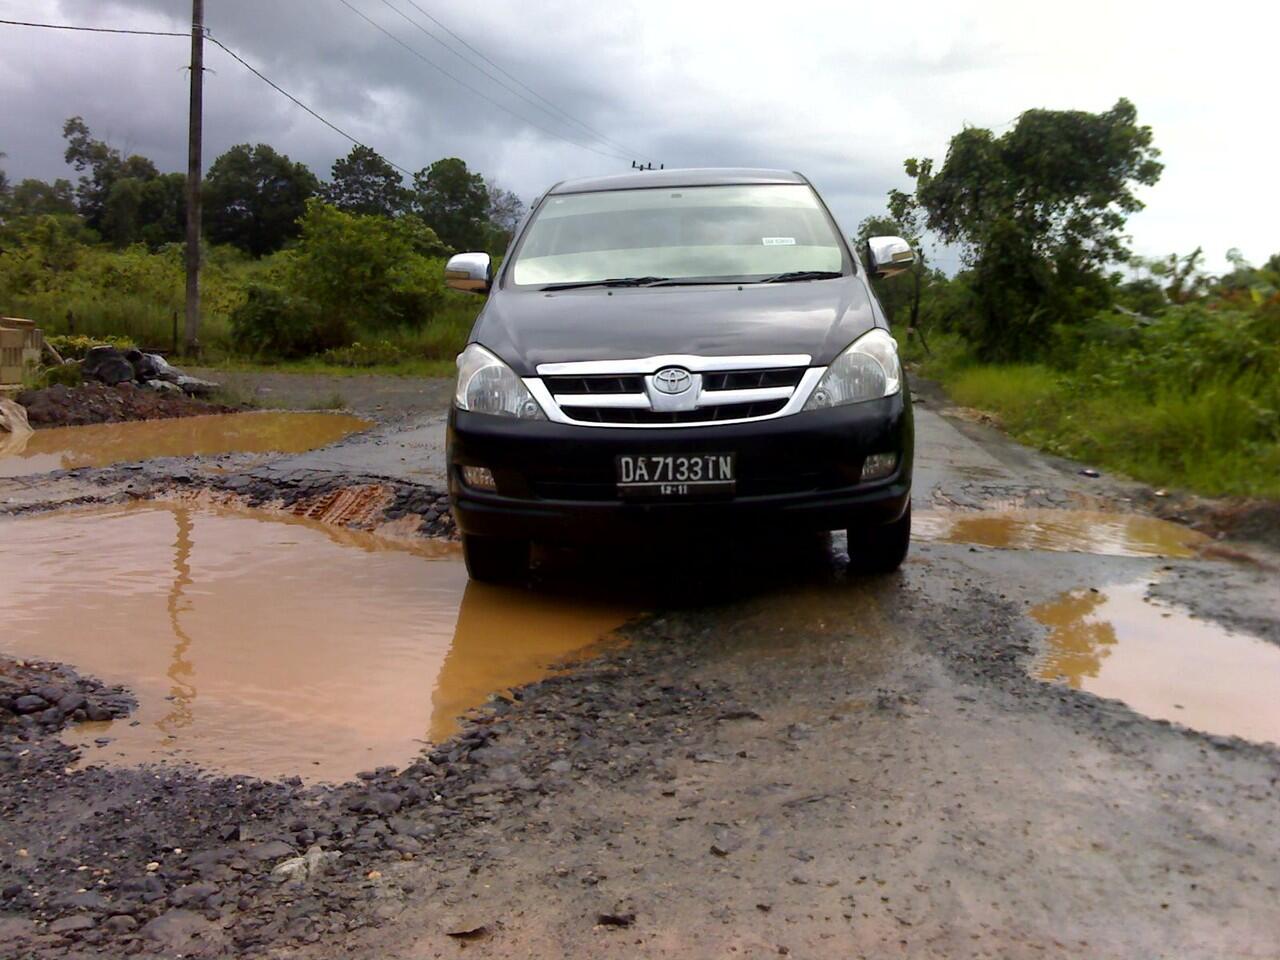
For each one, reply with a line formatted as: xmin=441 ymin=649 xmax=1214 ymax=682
xmin=461 ymin=465 xmax=497 ymax=491
xmin=861 ymin=452 xmax=898 ymax=481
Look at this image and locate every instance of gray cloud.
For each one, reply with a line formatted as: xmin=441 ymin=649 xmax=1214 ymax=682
xmin=1 ymin=0 xmax=1275 ymax=269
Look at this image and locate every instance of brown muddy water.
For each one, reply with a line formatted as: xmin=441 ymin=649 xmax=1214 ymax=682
xmin=913 ymin=508 xmax=1208 ymax=558
xmin=0 ymin=502 xmax=633 ymax=782
xmin=0 ymin=411 xmax=372 ymax=478
xmin=1032 ymin=580 xmax=1280 ymax=746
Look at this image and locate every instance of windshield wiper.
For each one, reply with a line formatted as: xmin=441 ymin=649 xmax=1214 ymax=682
xmin=540 ymin=276 xmax=670 ymax=291
xmin=756 ymin=270 xmax=844 ymax=283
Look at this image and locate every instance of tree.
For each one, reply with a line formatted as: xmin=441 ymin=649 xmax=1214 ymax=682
xmin=483 ymin=180 xmax=526 ymax=254
xmin=323 ymin=145 xmax=409 ymax=219
xmin=901 ymin=98 xmax=1163 ymax=359
xmin=62 ymin=116 xmax=162 ymax=236
xmin=7 ymin=178 xmax=78 ymax=218
xmin=203 ymin=144 xmax=319 ymax=256
xmin=411 ymin=157 xmax=488 ymax=252
xmin=103 ymin=172 xmax=186 ymax=248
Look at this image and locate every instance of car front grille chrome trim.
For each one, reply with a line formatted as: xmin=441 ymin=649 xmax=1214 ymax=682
xmin=535 ymin=354 xmax=812 ymax=376
xmin=525 ymin=363 xmax=827 ymax=429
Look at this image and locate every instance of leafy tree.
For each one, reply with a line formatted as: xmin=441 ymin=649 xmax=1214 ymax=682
xmin=62 ymin=116 xmax=162 ymax=237
xmin=901 ymin=98 xmax=1163 ymax=359
xmin=323 ymin=145 xmax=409 ymax=218
xmin=411 ymin=157 xmax=488 ymax=252
xmin=481 ymin=180 xmax=526 ymax=254
xmin=203 ymin=144 xmax=319 ymax=256
xmin=102 ymin=172 xmax=186 ymax=248
xmin=7 ymin=178 xmax=78 ymax=218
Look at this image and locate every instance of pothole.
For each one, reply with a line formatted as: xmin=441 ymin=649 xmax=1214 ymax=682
xmin=913 ymin=508 xmax=1208 ymax=558
xmin=1031 ymin=580 xmax=1280 ymax=745
xmin=0 ymin=502 xmax=634 ymax=782
xmin=0 ymin=411 xmax=372 ymax=478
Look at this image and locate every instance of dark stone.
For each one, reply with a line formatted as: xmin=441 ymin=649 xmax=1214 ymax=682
xmin=140 ymin=909 xmax=223 ymax=950
xmin=596 ymin=912 xmax=636 ymax=927
xmin=13 ymin=695 xmax=48 ymax=714
xmin=104 ymin=915 xmax=139 ymax=933
xmin=83 ymin=347 xmax=136 ymax=386
xmin=385 ymin=835 xmax=421 ymax=855
xmin=245 ymin=840 xmax=296 ymax=862
xmin=169 ymin=882 xmax=219 ymax=906
xmin=58 ymin=693 xmax=89 ymax=714
xmin=2 ymin=883 xmax=22 ymax=899
xmin=86 ymin=704 xmax=113 ymax=722
xmin=49 ymin=915 xmax=96 ymax=934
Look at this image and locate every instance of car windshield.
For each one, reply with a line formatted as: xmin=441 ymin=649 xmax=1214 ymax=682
xmin=509 ymin=184 xmax=847 ymax=287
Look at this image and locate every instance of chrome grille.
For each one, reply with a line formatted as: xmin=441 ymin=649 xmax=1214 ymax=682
xmin=530 ymin=354 xmax=818 ymax=428
xmin=543 ymin=374 xmax=645 ymax=396
xmin=563 ymin=399 xmax=788 ymax=425
xmin=701 ymin=368 xmax=805 ymax=391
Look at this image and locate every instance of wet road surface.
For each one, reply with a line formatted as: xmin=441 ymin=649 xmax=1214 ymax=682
xmin=1 ymin=379 xmax=1278 ymax=959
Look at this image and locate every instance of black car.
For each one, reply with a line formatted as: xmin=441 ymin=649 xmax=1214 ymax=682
xmin=445 ymin=168 xmax=915 ymax=582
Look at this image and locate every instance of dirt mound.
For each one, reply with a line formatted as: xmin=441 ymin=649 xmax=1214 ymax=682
xmin=16 ymin=382 xmax=235 ymax=428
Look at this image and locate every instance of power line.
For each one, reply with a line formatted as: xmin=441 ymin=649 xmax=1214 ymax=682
xmin=334 ymin=0 xmax=634 ymax=162
xmin=0 ymin=18 xmax=186 ymax=38
xmin=0 ymin=16 xmax=414 ymax=175
xmin=383 ymin=0 xmax=649 ymax=160
xmin=204 ymin=35 xmax=414 ymax=175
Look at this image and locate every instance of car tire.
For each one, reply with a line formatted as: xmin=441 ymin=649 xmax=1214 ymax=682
xmin=461 ymin=534 xmax=529 ymax=583
xmin=846 ymin=501 xmax=911 ymax=574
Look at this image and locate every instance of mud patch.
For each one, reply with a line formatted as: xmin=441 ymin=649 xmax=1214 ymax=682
xmin=0 ymin=502 xmax=634 ymax=782
xmin=913 ymin=507 xmax=1208 ymax=558
xmin=1031 ymin=580 xmax=1280 ymax=745
xmin=0 ymin=411 xmax=372 ymax=478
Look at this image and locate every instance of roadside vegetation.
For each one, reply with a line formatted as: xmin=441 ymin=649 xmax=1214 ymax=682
xmin=0 ymin=122 xmax=512 ymax=377
xmin=862 ymin=99 xmax=1279 ymax=498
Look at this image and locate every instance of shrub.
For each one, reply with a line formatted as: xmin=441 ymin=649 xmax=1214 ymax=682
xmin=229 ymin=284 xmax=348 ymax=358
xmin=288 ymin=201 xmax=446 ymax=333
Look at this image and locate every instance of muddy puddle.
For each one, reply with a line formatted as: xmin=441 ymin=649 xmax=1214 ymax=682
xmin=913 ymin=508 xmax=1207 ymax=558
xmin=0 ymin=411 xmax=372 ymax=478
xmin=1032 ymin=580 xmax=1280 ymax=745
xmin=0 ymin=502 xmax=633 ymax=782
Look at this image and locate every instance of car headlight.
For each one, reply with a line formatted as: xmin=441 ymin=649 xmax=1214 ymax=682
xmin=455 ymin=344 xmax=546 ymax=419
xmin=803 ymin=329 xmax=901 ymax=410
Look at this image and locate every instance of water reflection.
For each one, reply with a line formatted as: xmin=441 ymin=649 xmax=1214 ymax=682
xmin=0 ymin=503 xmax=633 ymax=782
xmin=1031 ymin=580 xmax=1280 ymax=745
xmin=0 ymin=411 xmax=372 ymax=478
xmin=914 ymin=508 xmax=1207 ymax=558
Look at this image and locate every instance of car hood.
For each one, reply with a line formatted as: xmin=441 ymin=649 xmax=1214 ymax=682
xmin=470 ymin=278 xmax=882 ymax=375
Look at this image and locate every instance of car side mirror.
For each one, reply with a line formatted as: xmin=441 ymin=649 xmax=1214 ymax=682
xmin=445 ymin=252 xmax=493 ymax=294
xmin=865 ymin=236 xmax=915 ymax=279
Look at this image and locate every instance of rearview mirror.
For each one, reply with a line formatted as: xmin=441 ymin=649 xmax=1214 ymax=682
xmin=445 ymin=252 xmax=492 ymax=294
xmin=865 ymin=236 xmax=915 ymax=279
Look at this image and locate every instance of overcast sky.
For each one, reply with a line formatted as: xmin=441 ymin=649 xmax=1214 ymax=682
xmin=1 ymin=0 xmax=1275 ymax=271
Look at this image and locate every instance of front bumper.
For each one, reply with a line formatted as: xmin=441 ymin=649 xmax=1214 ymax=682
xmin=447 ymin=392 xmax=913 ymax=545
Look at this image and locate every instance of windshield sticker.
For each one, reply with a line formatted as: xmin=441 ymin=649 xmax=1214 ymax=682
xmin=762 ymin=237 xmax=796 ymax=245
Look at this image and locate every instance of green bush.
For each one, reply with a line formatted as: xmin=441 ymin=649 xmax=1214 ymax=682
xmin=288 ymin=201 xmax=446 ymax=333
xmin=229 ymin=284 xmax=347 ymax=358
xmin=36 ymin=362 xmax=84 ymax=388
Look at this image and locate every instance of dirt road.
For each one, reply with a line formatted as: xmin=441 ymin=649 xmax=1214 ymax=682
xmin=1 ymin=375 xmax=1278 ymax=959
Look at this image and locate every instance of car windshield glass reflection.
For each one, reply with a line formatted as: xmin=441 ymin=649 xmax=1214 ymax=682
xmin=511 ymin=184 xmax=845 ymax=287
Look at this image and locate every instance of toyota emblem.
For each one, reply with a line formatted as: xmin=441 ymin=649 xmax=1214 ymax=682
xmin=652 ymin=368 xmax=693 ymax=395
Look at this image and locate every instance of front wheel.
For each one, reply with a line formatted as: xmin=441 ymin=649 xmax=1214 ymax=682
xmin=846 ymin=502 xmax=911 ymax=575
xmin=461 ymin=534 xmax=529 ymax=583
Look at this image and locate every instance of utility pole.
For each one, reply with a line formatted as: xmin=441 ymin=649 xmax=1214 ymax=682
xmin=184 ymin=0 xmax=204 ymax=355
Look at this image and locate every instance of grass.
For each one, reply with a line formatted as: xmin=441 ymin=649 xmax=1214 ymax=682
xmin=912 ymin=339 xmax=1280 ymax=498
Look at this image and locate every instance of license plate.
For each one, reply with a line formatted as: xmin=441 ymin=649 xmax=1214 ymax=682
xmin=616 ymin=453 xmax=735 ymax=498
